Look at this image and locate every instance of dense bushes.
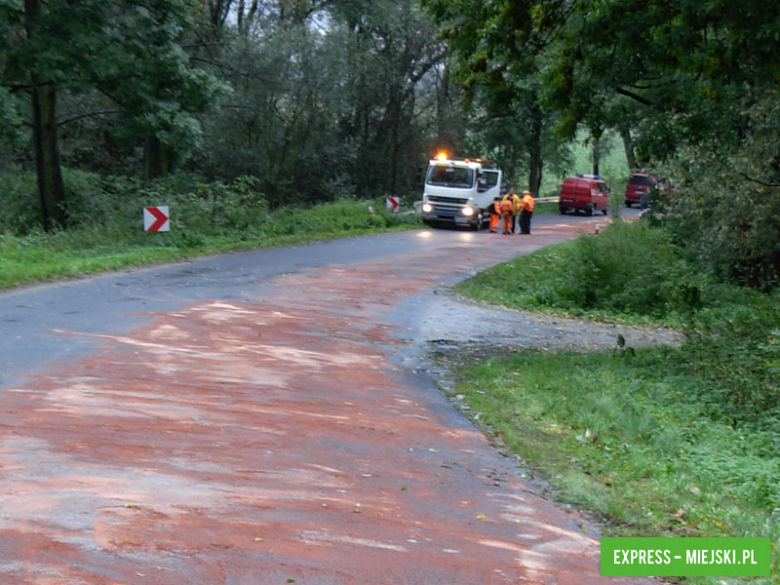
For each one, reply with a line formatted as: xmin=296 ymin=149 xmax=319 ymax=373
xmin=654 ymin=88 xmax=780 ymax=291
xmin=0 ymin=168 xmax=417 ymax=240
xmin=0 ymin=168 xmax=422 ymax=289
xmin=458 ymin=219 xmax=696 ymax=320
xmin=551 ymin=221 xmax=689 ymax=316
xmin=685 ymin=291 xmax=780 ymax=425
xmin=455 ymin=219 xmax=780 ymax=426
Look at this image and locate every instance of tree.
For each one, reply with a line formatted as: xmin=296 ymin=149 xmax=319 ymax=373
xmin=329 ymin=0 xmax=447 ymax=197
xmin=420 ymin=0 xmax=568 ymax=193
xmin=423 ymin=0 xmax=780 ymax=288
xmin=193 ymin=0 xmax=447 ymax=206
xmin=1 ymin=0 xmax=224 ymax=229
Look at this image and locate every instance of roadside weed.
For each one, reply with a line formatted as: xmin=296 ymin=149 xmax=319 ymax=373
xmin=455 ymin=348 xmax=779 ymax=582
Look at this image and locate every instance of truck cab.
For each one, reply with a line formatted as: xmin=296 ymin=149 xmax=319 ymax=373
xmin=420 ymin=154 xmax=503 ymax=229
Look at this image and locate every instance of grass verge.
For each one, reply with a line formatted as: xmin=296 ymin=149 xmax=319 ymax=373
xmin=454 ymin=347 xmax=779 ymax=583
xmin=451 ymin=220 xmax=779 ymax=583
xmin=0 ymin=199 xmax=422 ymax=290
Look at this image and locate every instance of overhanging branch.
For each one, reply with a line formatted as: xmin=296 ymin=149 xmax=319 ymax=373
xmin=740 ymin=172 xmax=780 ymax=188
xmin=58 ymin=110 xmax=124 ymax=127
xmin=615 ymin=86 xmax=654 ymax=107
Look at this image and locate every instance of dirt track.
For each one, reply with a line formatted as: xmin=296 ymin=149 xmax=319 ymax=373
xmin=0 ymin=220 xmax=659 ymax=584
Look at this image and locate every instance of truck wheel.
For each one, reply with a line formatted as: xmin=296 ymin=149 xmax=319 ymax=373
xmin=559 ymin=206 xmax=567 ymax=214
xmin=586 ymin=205 xmax=594 ymax=216
xmin=603 ymin=207 xmax=609 ymax=216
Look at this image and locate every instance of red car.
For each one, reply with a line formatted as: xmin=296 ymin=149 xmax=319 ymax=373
xmin=624 ymin=173 xmax=657 ymax=207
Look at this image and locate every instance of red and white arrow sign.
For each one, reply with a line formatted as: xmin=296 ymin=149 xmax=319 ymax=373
xmin=144 ymin=206 xmax=170 ymax=232
xmin=386 ymin=196 xmax=400 ymax=212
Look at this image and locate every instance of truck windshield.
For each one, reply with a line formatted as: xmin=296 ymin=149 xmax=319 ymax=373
xmin=426 ymin=165 xmax=474 ymax=189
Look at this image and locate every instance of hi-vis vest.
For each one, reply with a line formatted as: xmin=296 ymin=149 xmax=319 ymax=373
xmin=500 ymin=197 xmax=514 ymax=214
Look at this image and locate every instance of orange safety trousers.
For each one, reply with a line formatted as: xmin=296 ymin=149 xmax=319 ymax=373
xmin=502 ymin=213 xmax=514 ymax=234
xmin=489 ymin=214 xmax=500 ymax=232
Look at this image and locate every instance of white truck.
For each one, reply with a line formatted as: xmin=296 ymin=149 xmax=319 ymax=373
xmin=420 ymin=154 xmax=503 ymax=230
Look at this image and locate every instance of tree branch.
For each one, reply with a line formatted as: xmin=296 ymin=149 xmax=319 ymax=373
xmin=58 ymin=109 xmax=124 ymax=127
xmin=740 ymin=172 xmax=780 ymax=188
xmin=190 ymin=56 xmax=278 ymax=83
xmin=2 ymin=82 xmax=32 ymax=94
xmin=615 ymin=86 xmax=654 ymax=107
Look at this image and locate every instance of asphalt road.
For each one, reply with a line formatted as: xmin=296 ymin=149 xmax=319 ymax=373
xmin=0 ymin=209 xmax=652 ymax=584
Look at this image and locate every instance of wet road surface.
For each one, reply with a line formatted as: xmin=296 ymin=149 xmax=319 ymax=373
xmin=0 ymin=213 xmax=655 ymax=584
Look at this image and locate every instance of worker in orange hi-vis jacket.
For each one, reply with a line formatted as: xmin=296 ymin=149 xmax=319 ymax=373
xmin=519 ymin=189 xmax=536 ymax=234
xmin=488 ymin=197 xmax=502 ymax=233
xmin=500 ymin=189 xmax=517 ymax=235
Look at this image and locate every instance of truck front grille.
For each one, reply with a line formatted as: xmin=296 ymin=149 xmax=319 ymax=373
xmin=428 ymin=196 xmax=469 ymax=205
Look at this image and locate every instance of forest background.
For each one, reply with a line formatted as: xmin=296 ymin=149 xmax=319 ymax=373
xmin=1 ymin=0 xmax=778 ymax=292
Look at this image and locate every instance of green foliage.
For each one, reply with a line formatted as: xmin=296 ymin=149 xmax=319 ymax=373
xmin=457 ymin=347 xmax=780 ymax=563
xmin=425 ymin=0 xmax=780 ymax=296
xmin=0 ymin=0 xmax=227 ymax=229
xmin=684 ymin=293 xmax=780 ymax=425
xmin=558 ymin=222 xmax=686 ymax=315
xmin=0 ymin=168 xmax=421 ymax=289
xmin=650 ymin=87 xmax=780 ymax=290
xmin=0 ymin=170 xmax=40 ymax=235
xmin=458 ymin=218 xmax=780 ymax=428
xmin=457 ymin=220 xmax=690 ymax=320
xmin=196 ymin=0 xmax=445 ymax=207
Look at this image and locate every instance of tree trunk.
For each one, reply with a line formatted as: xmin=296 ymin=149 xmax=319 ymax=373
xmin=26 ymin=0 xmax=67 ymax=231
xmin=31 ymin=78 xmax=68 ymax=231
xmin=621 ymin=128 xmax=637 ymax=170
xmin=528 ymin=103 xmax=543 ymax=194
xmin=144 ymin=135 xmax=172 ymax=183
xmin=591 ymin=129 xmax=604 ymax=177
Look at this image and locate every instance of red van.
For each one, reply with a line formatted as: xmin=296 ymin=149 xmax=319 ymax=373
xmin=558 ymin=175 xmax=609 ymax=216
xmin=624 ymin=173 xmax=656 ymax=207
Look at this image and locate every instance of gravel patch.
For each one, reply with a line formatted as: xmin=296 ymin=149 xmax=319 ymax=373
xmin=418 ymin=290 xmax=684 ymax=357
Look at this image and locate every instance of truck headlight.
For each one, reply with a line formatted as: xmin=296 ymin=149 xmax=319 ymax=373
xmin=422 ymin=202 xmax=433 ymax=213
xmin=461 ymin=206 xmax=475 ymax=217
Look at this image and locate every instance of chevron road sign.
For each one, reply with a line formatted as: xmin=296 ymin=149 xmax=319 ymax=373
xmin=143 ymin=206 xmax=170 ymax=232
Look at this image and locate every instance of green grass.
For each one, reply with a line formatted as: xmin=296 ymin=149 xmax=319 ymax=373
xmin=455 ymin=220 xmax=692 ymax=325
xmin=454 ymin=348 xmax=779 ymax=584
xmin=452 ymin=219 xmax=780 ymax=583
xmin=0 ymin=198 xmax=422 ymax=290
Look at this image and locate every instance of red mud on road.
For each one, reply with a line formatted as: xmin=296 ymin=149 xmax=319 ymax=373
xmin=1 ymin=224 xmax=653 ymax=584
